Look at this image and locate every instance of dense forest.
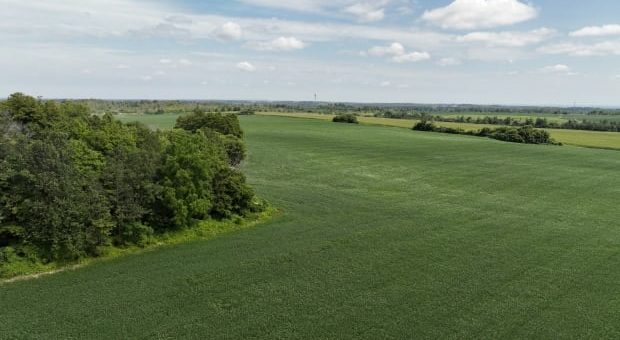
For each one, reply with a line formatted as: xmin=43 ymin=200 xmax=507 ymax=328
xmin=0 ymin=93 xmax=263 ymax=274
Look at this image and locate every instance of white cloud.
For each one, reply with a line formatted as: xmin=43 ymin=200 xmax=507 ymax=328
xmin=369 ymin=42 xmax=406 ymax=56
xmin=540 ymin=64 xmax=576 ymax=75
xmin=2 ymin=0 xmax=165 ymax=38
xmin=344 ymin=3 xmax=386 ymax=22
xmin=368 ymin=42 xmax=430 ymax=63
xmin=238 ymin=0 xmax=405 ymax=23
xmin=236 ymin=61 xmax=256 ymax=72
xmin=179 ymin=58 xmax=192 ymax=66
xmin=1 ymin=0 xmax=453 ymax=52
xmin=132 ymin=22 xmax=191 ymax=39
xmin=116 ymin=64 xmax=131 ymax=69
xmin=159 ymin=58 xmax=173 ymax=64
xmin=251 ymin=36 xmax=306 ymax=51
xmin=215 ymin=21 xmax=243 ymax=40
xmin=541 ymin=64 xmax=569 ymax=73
xmin=393 ymin=52 xmax=431 ymax=63
xmin=422 ymin=0 xmax=538 ymax=30
xmin=539 ymin=41 xmax=620 ymax=57
xmin=457 ymin=28 xmax=555 ymax=47
xmin=380 ymin=80 xmax=391 ymax=87
xmin=437 ymin=57 xmax=462 ymax=66
xmin=570 ymin=25 xmax=620 ymax=38
xmin=238 ymin=0 xmax=332 ymax=12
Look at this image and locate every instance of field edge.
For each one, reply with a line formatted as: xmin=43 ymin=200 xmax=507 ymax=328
xmin=0 ymin=207 xmax=280 ymax=284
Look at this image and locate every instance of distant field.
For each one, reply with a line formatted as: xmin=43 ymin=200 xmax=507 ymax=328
xmin=546 ymin=129 xmax=620 ymax=150
xmin=258 ymin=111 xmax=498 ymax=130
xmin=257 ymin=112 xmax=620 ymax=150
xmin=3 ymin=115 xmax=620 ymax=338
xmin=116 ymin=112 xmax=183 ymax=129
xmin=116 ymin=112 xmax=620 ymax=150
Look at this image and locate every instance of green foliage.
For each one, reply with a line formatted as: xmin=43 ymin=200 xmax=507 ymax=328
xmin=431 ymin=114 xmax=620 ymax=132
xmin=414 ymin=120 xmax=558 ymax=145
xmin=332 ymin=113 xmax=359 ymax=124
xmin=117 ymin=222 xmax=154 ymax=247
xmin=414 ymin=120 xmax=464 ymax=134
xmin=0 ymin=93 xmax=261 ymax=273
xmin=412 ymin=120 xmax=436 ymax=131
xmin=175 ymin=109 xmax=243 ymax=138
xmin=0 ymin=133 xmax=113 ymax=260
xmin=483 ymin=125 xmax=556 ymax=144
xmin=210 ymin=167 xmax=255 ymax=219
xmin=4 ymin=93 xmax=40 ymax=125
xmin=220 ymin=134 xmax=246 ymax=166
xmin=175 ymin=109 xmax=247 ymax=166
xmin=155 ymin=129 xmax=224 ymax=228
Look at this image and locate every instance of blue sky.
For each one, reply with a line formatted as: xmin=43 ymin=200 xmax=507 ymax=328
xmin=2 ymin=0 xmax=620 ymax=106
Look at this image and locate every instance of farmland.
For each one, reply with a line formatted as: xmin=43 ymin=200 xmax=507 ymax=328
xmin=2 ymin=115 xmax=620 ymax=338
xmin=255 ymin=111 xmax=620 ymax=150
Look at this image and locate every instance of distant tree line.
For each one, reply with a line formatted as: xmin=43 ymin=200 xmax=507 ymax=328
xmin=72 ymin=99 xmax=258 ymax=116
xmin=0 ymin=93 xmax=263 ymax=273
xmin=427 ymin=115 xmax=620 ymax=133
xmin=413 ymin=121 xmax=559 ymax=145
xmin=64 ymin=99 xmax=620 ymax=119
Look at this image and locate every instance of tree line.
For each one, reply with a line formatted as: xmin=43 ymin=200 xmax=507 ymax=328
xmin=413 ymin=121 xmax=559 ymax=145
xmin=417 ymin=115 xmax=620 ymax=133
xmin=73 ymin=99 xmax=620 ymax=119
xmin=0 ymin=93 xmax=263 ymax=273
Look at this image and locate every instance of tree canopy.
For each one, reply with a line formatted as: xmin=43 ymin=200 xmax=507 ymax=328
xmin=0 ymin=93 xmax=261 ymax=270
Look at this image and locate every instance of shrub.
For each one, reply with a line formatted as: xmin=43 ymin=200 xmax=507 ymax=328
xmin=411 ymin=119 xmax=558 ymax=146
xmin=436 ymin=126 xmax=464 ymax=134
xmin=333 ymin=114 xmax=359 ymax=124
xmin=487 ymin=126 xmax=557 ymax=145
xmin=412 ymin=120 xmax=436 ymax=131
xmin=118 ymin=222 xmax=154 ymax=247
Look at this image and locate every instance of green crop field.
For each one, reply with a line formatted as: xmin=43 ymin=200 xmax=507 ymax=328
xmin=2 ymin=116 xmax=620 ymax=338
xmin=546 ymin=129 xmax=620 ymax=150
xmin=116 ymin=112 xmax=620 ymax=150
xmin=258 ymin=112 xmax=620 ymax=150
